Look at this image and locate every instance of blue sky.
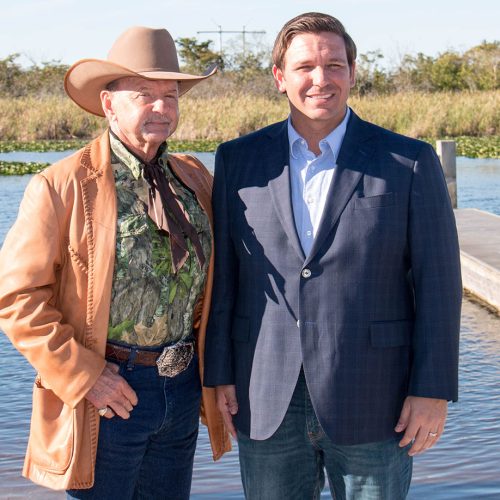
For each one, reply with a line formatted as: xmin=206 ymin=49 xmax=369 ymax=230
xmin=1 ymin=0 xmax=498 ymax=67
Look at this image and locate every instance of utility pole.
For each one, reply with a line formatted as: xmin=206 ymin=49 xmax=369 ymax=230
xmin=197 ymin=26 xmax=265 ymax=56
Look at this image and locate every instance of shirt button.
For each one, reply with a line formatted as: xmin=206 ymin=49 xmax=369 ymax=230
xmin=307 ymin=196 xmax=314 ymax=204
xmin=297 ymin=320 xmax=300 ymax=328
xmin=306 ymin=230 xmax=312 ymax=237
xmin=302 ymin=268 xmax=312 ymax=278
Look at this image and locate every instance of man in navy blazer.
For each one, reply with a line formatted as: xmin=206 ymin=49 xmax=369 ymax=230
xmin=204 ymin=12 xmax=461 ymax=499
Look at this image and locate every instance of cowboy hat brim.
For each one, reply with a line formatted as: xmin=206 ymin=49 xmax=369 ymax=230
xmin=64 ymin=58 xmax=217 ymax=117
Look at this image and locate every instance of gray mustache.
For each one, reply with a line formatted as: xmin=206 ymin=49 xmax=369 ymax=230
xmin=144 ymin=115 xmax=170 ymax=125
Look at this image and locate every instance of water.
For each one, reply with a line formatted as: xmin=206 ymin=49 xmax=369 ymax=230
xmin=1 ymin=152 xmax=499 ymax=215
xmin=0 ymin=151 xmax=75 ymax=164
xmin=457 ymin=158 xmax=500 ymax=215
xmin=1 ymin=155 xmax=499 ymax=499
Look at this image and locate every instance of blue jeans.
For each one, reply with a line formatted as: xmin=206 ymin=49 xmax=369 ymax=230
xmin=237 ymin=370 xmax=412 ymax=500
xmin=67 ymin=352 xmax=201 ymax=500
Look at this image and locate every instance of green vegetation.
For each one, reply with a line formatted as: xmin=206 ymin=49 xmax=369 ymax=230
xmin=0 ymin=139 xmax=87 ymax=152
xmin=0 ymin=161 xmax=48 ymax=175
xmin=355 ymin=42 xmax=500 ymax=94
xmin=1 ymin=135 xmax=498 ymax=176
xmin=348 ymin=91 xmax=499 ymax=139
xmin=451 ymin=136 xmax=500 ymax=158
xmin=0 ymin=39 xmax=498 ymax=176
xmin=1 ymin=90 xmax=497 ymax=143
xmin=1 ymin=39 xmax=498 ymax=98
xmin=0 ymin=139 xmax=219 ymax=153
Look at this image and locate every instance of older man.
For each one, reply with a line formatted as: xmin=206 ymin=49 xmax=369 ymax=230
xmin=0 ymin=26 xmax=230 ymax=498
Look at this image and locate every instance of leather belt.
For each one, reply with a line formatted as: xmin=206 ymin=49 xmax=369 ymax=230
xmin=105 ymin=343 xmax=160 ymax=366
xmin=105 ymin=341 xmax=195 ymax=377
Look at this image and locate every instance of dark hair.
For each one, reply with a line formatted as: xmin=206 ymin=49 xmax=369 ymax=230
xmin=272 ymin=12 xmax=357 ymax=69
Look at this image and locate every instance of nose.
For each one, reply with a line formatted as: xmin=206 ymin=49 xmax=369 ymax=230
xmin=311 ymin=66 xmax=327 ymax=87
xmin=151 ymin=98 xmax=168 ymax=113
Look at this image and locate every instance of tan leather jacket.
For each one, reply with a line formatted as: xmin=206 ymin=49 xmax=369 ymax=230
xmin=0 ymin=132 xmax=231 ymax=490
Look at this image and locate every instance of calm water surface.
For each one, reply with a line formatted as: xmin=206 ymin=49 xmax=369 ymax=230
xmin=1 ymin=152 xmax=499 ymax=216
xmin=0 ymin=155 xmax=499 ymax=499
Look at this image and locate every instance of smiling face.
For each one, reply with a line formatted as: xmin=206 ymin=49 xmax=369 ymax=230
xmin=273 ymin=31 xmax=356 ymax=142
xmin=100 ymin=77 xmax=179 ymax=161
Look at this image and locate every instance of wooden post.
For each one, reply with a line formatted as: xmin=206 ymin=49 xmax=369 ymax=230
xmin=436 ymin=140 xmax=457 ymax=208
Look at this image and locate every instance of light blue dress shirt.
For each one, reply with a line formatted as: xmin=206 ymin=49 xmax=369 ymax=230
xmin=288 ymin=108 xmax=351 ymax=256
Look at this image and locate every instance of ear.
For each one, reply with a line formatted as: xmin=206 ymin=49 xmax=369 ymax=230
xmin=100 ymin=90 xmax=115 ymax=120
xmin=349 ymin=62 xmax=356 ymax=88
xmin=272 ymin=64 xmax=287 ymax=94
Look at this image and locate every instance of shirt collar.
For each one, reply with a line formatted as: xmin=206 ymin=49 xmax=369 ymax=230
xmin=288 ymin=107 xmax=351 ymax=162
xmin=109 ymin=130 xmax=169 ymax=180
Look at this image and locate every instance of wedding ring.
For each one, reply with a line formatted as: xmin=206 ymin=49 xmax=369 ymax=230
xmin=428 ymin=431 xmax=438 ymax=437
xmin=98 ymin=407 xmax=110 ymax=417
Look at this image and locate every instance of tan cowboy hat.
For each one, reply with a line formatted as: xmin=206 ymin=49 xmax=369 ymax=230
xmin=64 ymin=26 xmax=217 ymax=117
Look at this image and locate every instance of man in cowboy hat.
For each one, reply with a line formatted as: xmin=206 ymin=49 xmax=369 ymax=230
xmin=0 ymin=26 xmax=230 ymax=498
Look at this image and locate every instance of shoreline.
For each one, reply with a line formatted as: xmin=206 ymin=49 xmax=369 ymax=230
xmin=1 ymin=136 xmax=499 ymax=176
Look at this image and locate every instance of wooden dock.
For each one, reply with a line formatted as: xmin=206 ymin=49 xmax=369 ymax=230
xmin=455 ymin=208 xmax=500 ymax=313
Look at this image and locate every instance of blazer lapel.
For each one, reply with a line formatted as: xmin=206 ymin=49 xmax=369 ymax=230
xmin=305 ymin=113 xmax=374 ymax=264
xmin=267 ymin=122 xmax=306 ymax=261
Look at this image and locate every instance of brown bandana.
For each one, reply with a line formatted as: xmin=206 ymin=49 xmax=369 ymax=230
xmin=108 ymin=130 xmax=205 ymax=273
xmin=142 ymin=159 xmax=206 ymax=273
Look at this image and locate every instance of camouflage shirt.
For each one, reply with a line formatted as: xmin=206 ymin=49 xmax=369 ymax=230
xmin=107 ymin=133 xmax=211 ymax=346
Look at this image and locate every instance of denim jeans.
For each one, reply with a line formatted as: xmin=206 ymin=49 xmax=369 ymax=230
xmin=237 ymin=370 xmax=412 ymax=500
xmin=67 ymin=352 xmax=201 ymax=500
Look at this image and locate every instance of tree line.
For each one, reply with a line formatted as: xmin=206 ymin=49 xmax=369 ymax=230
xmin=0 ymin=38 xmax=498 ymax=98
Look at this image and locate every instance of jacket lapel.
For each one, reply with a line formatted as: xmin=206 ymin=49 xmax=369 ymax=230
xmin=305 ymin=113 xmax=374 ymax=265
xmin=267 ymin=121 xmax=306 ymax=261
xmin=168 ymin=154 xmax=213 ymax=229
xmin=80 ymin=132 xmax=117 ymax=354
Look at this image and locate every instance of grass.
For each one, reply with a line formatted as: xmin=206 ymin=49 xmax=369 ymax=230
xmin=0 ymin=91 xmax=498 ymax=174
xmin=348 ymin=91 xmax=500 ymax=138
xmin=1 ymin=90 xmax=498 ymax=142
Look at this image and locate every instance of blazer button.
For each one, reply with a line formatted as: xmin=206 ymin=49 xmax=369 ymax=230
xmin=301 ymin=268 xmax=312 ymax=278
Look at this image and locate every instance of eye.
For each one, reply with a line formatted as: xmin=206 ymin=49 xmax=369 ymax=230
xmin=132 ymin=91 xmax=150 ymax=100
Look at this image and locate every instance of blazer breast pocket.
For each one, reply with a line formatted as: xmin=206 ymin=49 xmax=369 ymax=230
xmin=354 ymin=192 xmax=395 ymax=210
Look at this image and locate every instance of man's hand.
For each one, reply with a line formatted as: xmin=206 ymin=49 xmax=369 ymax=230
xmin=396 ymin=396 xmax=448 ymax=456
xmin=85 ymin=362 xmax=138 ymax=419
xmin=215 ymin=385 xmax=239 ymax=439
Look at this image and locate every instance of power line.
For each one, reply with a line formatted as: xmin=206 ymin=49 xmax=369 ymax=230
xmin=197 ymin=26 xmax=266 ymax=55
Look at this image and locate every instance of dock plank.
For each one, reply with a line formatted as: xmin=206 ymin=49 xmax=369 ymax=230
xmin=454 ymin=208 xmax=500 ymax=312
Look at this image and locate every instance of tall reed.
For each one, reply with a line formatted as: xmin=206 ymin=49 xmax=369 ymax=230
xmin=0 ymin=91 xmax=498 ymax=142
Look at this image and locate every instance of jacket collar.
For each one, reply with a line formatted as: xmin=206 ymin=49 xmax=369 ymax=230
xmin=305 ymin=111 xmax=376 ymax=264
xmin=265 ymin=113 xmax=377 ymax=264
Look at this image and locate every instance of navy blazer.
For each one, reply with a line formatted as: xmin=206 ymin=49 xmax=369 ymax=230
xmin=204 ymin=111 xmax=462 ymax=445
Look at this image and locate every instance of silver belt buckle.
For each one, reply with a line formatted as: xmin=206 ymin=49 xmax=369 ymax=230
xmin=156 ymin=341 xmax=194 ymax=377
